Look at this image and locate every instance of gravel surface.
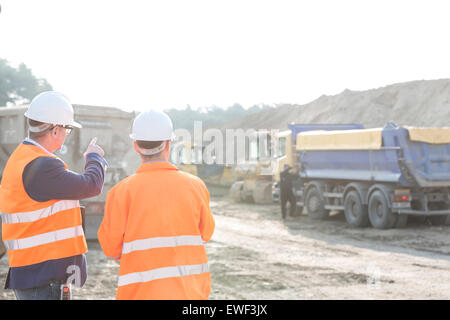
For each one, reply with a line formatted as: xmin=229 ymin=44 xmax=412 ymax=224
xmin=1 ymin=196 xmax=449 ymax=300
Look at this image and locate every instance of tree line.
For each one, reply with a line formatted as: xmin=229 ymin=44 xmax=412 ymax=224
xmin=165 ymin=103 xmax=273 ymax=130
xmin=0 ymin=58 xmax=52 ymax=106
xmin=0 ymin=57 xmax=272 ymax=128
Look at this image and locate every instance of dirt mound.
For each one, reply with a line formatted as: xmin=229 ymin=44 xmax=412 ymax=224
xmin=218 ymin=79 xmax=450 ymax=130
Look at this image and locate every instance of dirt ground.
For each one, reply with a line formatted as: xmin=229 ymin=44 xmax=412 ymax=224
xmin=1 ymin=195 xmax=449 ymax=300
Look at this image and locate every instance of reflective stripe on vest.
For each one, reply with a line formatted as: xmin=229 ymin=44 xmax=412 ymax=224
xmin=122 ymin=235 xmax=204 ymax=255
xmin=0 ymin=200 xmax=79 ymax=224
xmin=118 ymin=235 xmax=209 ymax=287
xmin=3 ymin=225 xmax=84 ymax=251
xmin=118 ymin=262 xmax=209 ymax=287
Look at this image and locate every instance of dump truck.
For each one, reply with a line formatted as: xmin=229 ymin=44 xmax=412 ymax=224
xmin=271 ymin=124 xmax=365 ymax=203
xmin=0 ymin=104 xmax=135 ymax=248
xmin=230 ymin=124 xmax=364 ymax=204
xmin=277 ymin=122 xmax=450 ymax=229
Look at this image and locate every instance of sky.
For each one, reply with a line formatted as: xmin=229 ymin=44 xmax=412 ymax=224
xmin=1 ymin=0 xmax=450 ymax=112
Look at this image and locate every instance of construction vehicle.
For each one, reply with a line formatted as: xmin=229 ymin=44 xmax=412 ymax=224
xmin=275 ymin=122 xmax=450 ymax=229
xmin=231 ymin=124 xmax=363 ymax=204
xmin=272 ymin=124 xmax=364 ymax=203
xmin=171 ymin=141 xmax=234 ymax=196
xmin=229 ymin=129 xmax=275 ymax=204
xmin=0 ymin=104 xmax=135 ymax=246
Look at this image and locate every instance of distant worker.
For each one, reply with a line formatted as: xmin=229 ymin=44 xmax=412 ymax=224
xmin=98 ymin=110 xmax=215 ymax=300
xmin=280 ymin=164 xmax=297 ymax=219
xmin=0 ymin=91 xmax=107 ymax=300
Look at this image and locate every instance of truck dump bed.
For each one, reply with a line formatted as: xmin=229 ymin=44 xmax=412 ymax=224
xmin=296 ymin=123 xmax=450 ymax=187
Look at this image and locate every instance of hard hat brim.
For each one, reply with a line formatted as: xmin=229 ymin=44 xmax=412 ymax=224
xmin=130 ymin=132 xmax=176 ymax=141
xmin=24 ymin=111 xmax=83 ymax=129
xmin=71 ymin=120 xmax=82 ymax=128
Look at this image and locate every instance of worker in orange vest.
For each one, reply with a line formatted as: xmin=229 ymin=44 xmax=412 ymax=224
xmin=98 ymin=110 xmax=215 ymax=300
xmin=0 ymin=91 xmax=107 ymax=300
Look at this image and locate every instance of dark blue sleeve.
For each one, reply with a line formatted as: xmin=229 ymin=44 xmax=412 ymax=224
xmin=23 ymin=153 xmax=108 ymax=202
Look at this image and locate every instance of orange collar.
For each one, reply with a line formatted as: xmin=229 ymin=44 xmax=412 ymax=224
xmin=136 ymin=161 xmax=180 ymax=173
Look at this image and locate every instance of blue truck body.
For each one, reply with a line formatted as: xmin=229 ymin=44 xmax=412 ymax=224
xmin=277 ymin=122 xmax=450 ymax=228
xmin=297 ymin=123 xmax=450 ymax=188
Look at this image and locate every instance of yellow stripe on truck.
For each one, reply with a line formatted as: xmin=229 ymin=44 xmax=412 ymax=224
xmin=405 ymin=126 xmax=450 ymax=144
xmin=296 ymin=128 xmax=383 ymax=151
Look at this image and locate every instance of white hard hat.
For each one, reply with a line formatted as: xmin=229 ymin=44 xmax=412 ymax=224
xmin=24 ymin=91 xmax=82 ymax=128
xmin=130 ymin=110 xmax=175 ymax=141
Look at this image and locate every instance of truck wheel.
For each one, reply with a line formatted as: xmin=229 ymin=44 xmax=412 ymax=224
xmin=368 ymin=190 xmax=397 ymax=229
xmin=428 ymin=215 xmax=448 ymax=226
xmin=306 ymin=187 xmax=329 ymax=220
xmin=230 ymin=181 xmax=245 ymax=202
xmin=344 ymin=191 xmax=369 ymax=227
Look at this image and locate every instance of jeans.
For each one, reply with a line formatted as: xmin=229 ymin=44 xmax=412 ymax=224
xmin=14 ymin=280 xmax=62 ymax=300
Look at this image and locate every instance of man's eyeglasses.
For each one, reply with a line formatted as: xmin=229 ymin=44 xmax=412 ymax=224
xmin=49 ymin=125 xmax=74 ymax=135
xmin=62 ymin=125 xmax=74 ymax=135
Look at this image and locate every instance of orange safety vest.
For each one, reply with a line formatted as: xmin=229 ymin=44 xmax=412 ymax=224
xmin=0 ymin=142 xmax=87 ymax=268
xmin=98 ymin=161 xmax=215 ymax=300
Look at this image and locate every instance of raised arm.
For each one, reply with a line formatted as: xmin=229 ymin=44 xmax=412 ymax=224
xmin=23 ymin=153 xmax=108 ymax=202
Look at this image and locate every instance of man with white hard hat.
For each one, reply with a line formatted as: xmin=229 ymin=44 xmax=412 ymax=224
xmin=98 ymin=110 xmax=215 ymax=300
xmin=0 ymin=91 xmax=107 ymax=300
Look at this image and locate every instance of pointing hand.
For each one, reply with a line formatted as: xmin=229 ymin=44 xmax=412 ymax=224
xmin=84 ymin=137 xmax=105 ymax=158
